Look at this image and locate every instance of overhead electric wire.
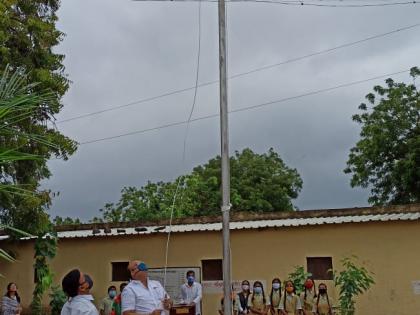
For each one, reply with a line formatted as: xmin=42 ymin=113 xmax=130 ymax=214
xmin=133 ymin=0 xmax=419 ymax=6
xmin=57 ymin=22 xmax=420 ymax=124
xmin=235 ymin=0 xmax=418 ymax=7
xmin=133 ymin=0 xmax=417 ymax=3
xmin=78 ymin=68 xmax=410 ymax=145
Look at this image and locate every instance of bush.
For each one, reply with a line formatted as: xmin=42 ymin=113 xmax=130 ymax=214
xmin=333 ymin=256 xmax=375 ymax=315
xmin=49 ymin=285 xmax=67 ymax=315
xmin=288 ymin=266 xmax=312 ymax=295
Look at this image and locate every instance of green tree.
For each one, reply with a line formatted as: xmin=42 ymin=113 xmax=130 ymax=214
xmin=344 ymin=67 xmax=420 ymax=205
xmin=333 ymin=257 xmax=375 ymax=315
xmin=53 ymin=216 xmax=82 ymax=226
xmin=0 ymin=0 xmax=76 ymax=233
xmin=0 ymin=66 xmax=74 ymax=314
xmin=99 ymin=148 xmax=302 ymax=222
xmin=31 ymin=233 xmax=58 ymax=314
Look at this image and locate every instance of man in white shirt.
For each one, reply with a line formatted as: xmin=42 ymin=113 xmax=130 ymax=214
xmin=84 ymin=274 xmax=95 ymax=303
xmin=180 ymin=270 xmax=202 ymax=315
xmin=122 ymin=260 xmax=173 ymax=315
xmin=61 ymin=269 xmax=99 ymax=315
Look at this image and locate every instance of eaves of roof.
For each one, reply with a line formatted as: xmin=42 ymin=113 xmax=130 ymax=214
xmin=1 ymin=204 xmax=419 ymax=241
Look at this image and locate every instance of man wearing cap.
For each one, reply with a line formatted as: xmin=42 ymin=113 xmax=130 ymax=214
xmin=61 ymin=269 xmax=99 ymax=315
xmin=122 ymin=261 xmax=173 ymax=315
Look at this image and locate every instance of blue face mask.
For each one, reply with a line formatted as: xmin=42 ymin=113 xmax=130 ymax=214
xmin=109 ymin=290 xmax=117 ymax=298
xmin=253 ymin=287 xmax=262 ymax=294
xmin=138 ymin=262 xmax=148 ymax=271
xmin=187 ymin=276 xmax=195 ymax=284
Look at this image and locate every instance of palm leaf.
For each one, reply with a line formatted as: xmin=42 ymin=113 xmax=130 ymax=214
xmin=0 ymin=224 xmax=34 ymax=237
xmin=0 ymin=248 xmax=15 ymax=262
xmin=0 ymin=148 xmax=42 ymax=162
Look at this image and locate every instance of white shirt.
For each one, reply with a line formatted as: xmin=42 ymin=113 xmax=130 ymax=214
xmin=122 ymin=279 xmax=169 ymax=315
xmin=180 ymin=282 xmax=202 ymax=315
xmin=60 ymin=295 xmax=99 ymax=315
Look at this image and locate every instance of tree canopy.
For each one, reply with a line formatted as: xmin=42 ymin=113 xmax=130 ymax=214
xmin=0 ymin=1 xmax=76 ymax=234
xmin=52 ymin=216 xmax=81 ymax=226
xmin=95 ymin=148 xmax=303 ymax=223
xmin=345 ymin=67 xmax=420 ymax=205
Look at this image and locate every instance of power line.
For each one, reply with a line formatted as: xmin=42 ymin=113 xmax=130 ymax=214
xmin=237 ymin=0 xmax=418 ymax=7
xmin=134 ymin=0 xmax=417 ymax=3
xmin=78 ymin=68 xmax=410 ymax=145
xmin=57 ymin=22 xmax=420 ymax=124
xmin=134 ymin=0 xmax=419 ymax=5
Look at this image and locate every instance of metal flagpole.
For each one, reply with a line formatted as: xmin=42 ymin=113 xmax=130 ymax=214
xmin=218 ymin=0 xmax=232 ymax=314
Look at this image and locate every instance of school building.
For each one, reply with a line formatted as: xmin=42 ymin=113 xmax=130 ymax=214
xmin=1 ymin=203 xmax=420 ymax=314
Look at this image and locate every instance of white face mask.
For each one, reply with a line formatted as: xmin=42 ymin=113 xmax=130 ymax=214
xmin=242 ymin=285 xmax=250 ymax=291
xmin=272 ymin=283 xmax=280 ymax=290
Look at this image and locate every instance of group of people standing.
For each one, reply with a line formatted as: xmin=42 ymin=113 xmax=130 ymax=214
xmin=2 ymin=266 xmax=333 ymax=315
xmin=60 ymin=261 xmax=202 ymax=315
xmin=227 ymin=278 xmax=334 ymax=315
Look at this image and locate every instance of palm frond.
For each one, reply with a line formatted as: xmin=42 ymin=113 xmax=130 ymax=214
xmin=0 ymin=148 xmax=42 ymax=162
xmin=0 ymin=224 xmax=33 ymax=237
xmin=0 ymin=248 xmax=15 ymax=262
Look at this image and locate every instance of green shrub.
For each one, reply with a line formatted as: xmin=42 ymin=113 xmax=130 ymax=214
xmin=333 ymin=256 xmax=375 ymax=315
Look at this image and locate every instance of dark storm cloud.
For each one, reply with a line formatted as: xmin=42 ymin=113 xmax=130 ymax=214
xmin=42 ymin=0 xmax=420 ymax=220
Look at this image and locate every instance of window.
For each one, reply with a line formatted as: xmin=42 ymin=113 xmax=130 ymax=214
xmin=307 ymin=257 xmax=333 ymax=280
xmin=112 ymin=261 xmax=130 ymax=281
xmin=202 ymin=259 xmax=223 ymax=281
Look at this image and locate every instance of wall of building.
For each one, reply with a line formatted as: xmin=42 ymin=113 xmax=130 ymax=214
xmin=1 ymin=220 xmax=419 ymax=315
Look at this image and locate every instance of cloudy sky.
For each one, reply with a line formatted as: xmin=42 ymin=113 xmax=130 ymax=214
xmin=42 ymin=0 xmax=420 ymax=221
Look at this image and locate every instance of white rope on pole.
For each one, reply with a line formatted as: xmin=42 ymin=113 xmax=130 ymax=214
xmin=163 ymin=0 xmax=202 ymax=290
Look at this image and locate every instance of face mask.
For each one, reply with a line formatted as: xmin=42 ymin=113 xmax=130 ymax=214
xmin=109 ymin=290 xmax=117 ymax=298
xmin=187 ymin=276 xmax=195 ymax=284
xmin=138 ymin=262 xmax=148 ymax=271
xmin=272 ymin=283 xmax=280 ymax=290
xmin=242 ymin=285 xmax=249 ymax=291
xmin=286 ymin=287 xmax=294 ymax=293
xmin=305 ymin=282 xmax=314 ymax=289
xmin=253 ymin=287 xmax=262 ymax=294
xmin=319 ymin=289 xmax=327 ymax=295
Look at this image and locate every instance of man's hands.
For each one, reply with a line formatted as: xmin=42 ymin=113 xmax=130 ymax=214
xmin=162 ymin=297 xmax=173 ymax=310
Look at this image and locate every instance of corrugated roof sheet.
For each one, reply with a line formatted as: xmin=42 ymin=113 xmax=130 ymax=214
xmin=52 ymin=211 xmax=420 ymax=239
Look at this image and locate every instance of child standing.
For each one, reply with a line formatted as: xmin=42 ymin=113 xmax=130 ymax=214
xmin=278 ymin=281 xmax=303 ymax=315
xmin=312 ymin=283 xmax=334 ymax=315
xmin=235 ymin=280 xmax=251 ymax=315
xmin=300 ymin=278 xmax=316 ymax=315
xmin=269 ymin=278 xmax=282 ymax=315
xmin=248 ymin=281 xmax=270 ymax=315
